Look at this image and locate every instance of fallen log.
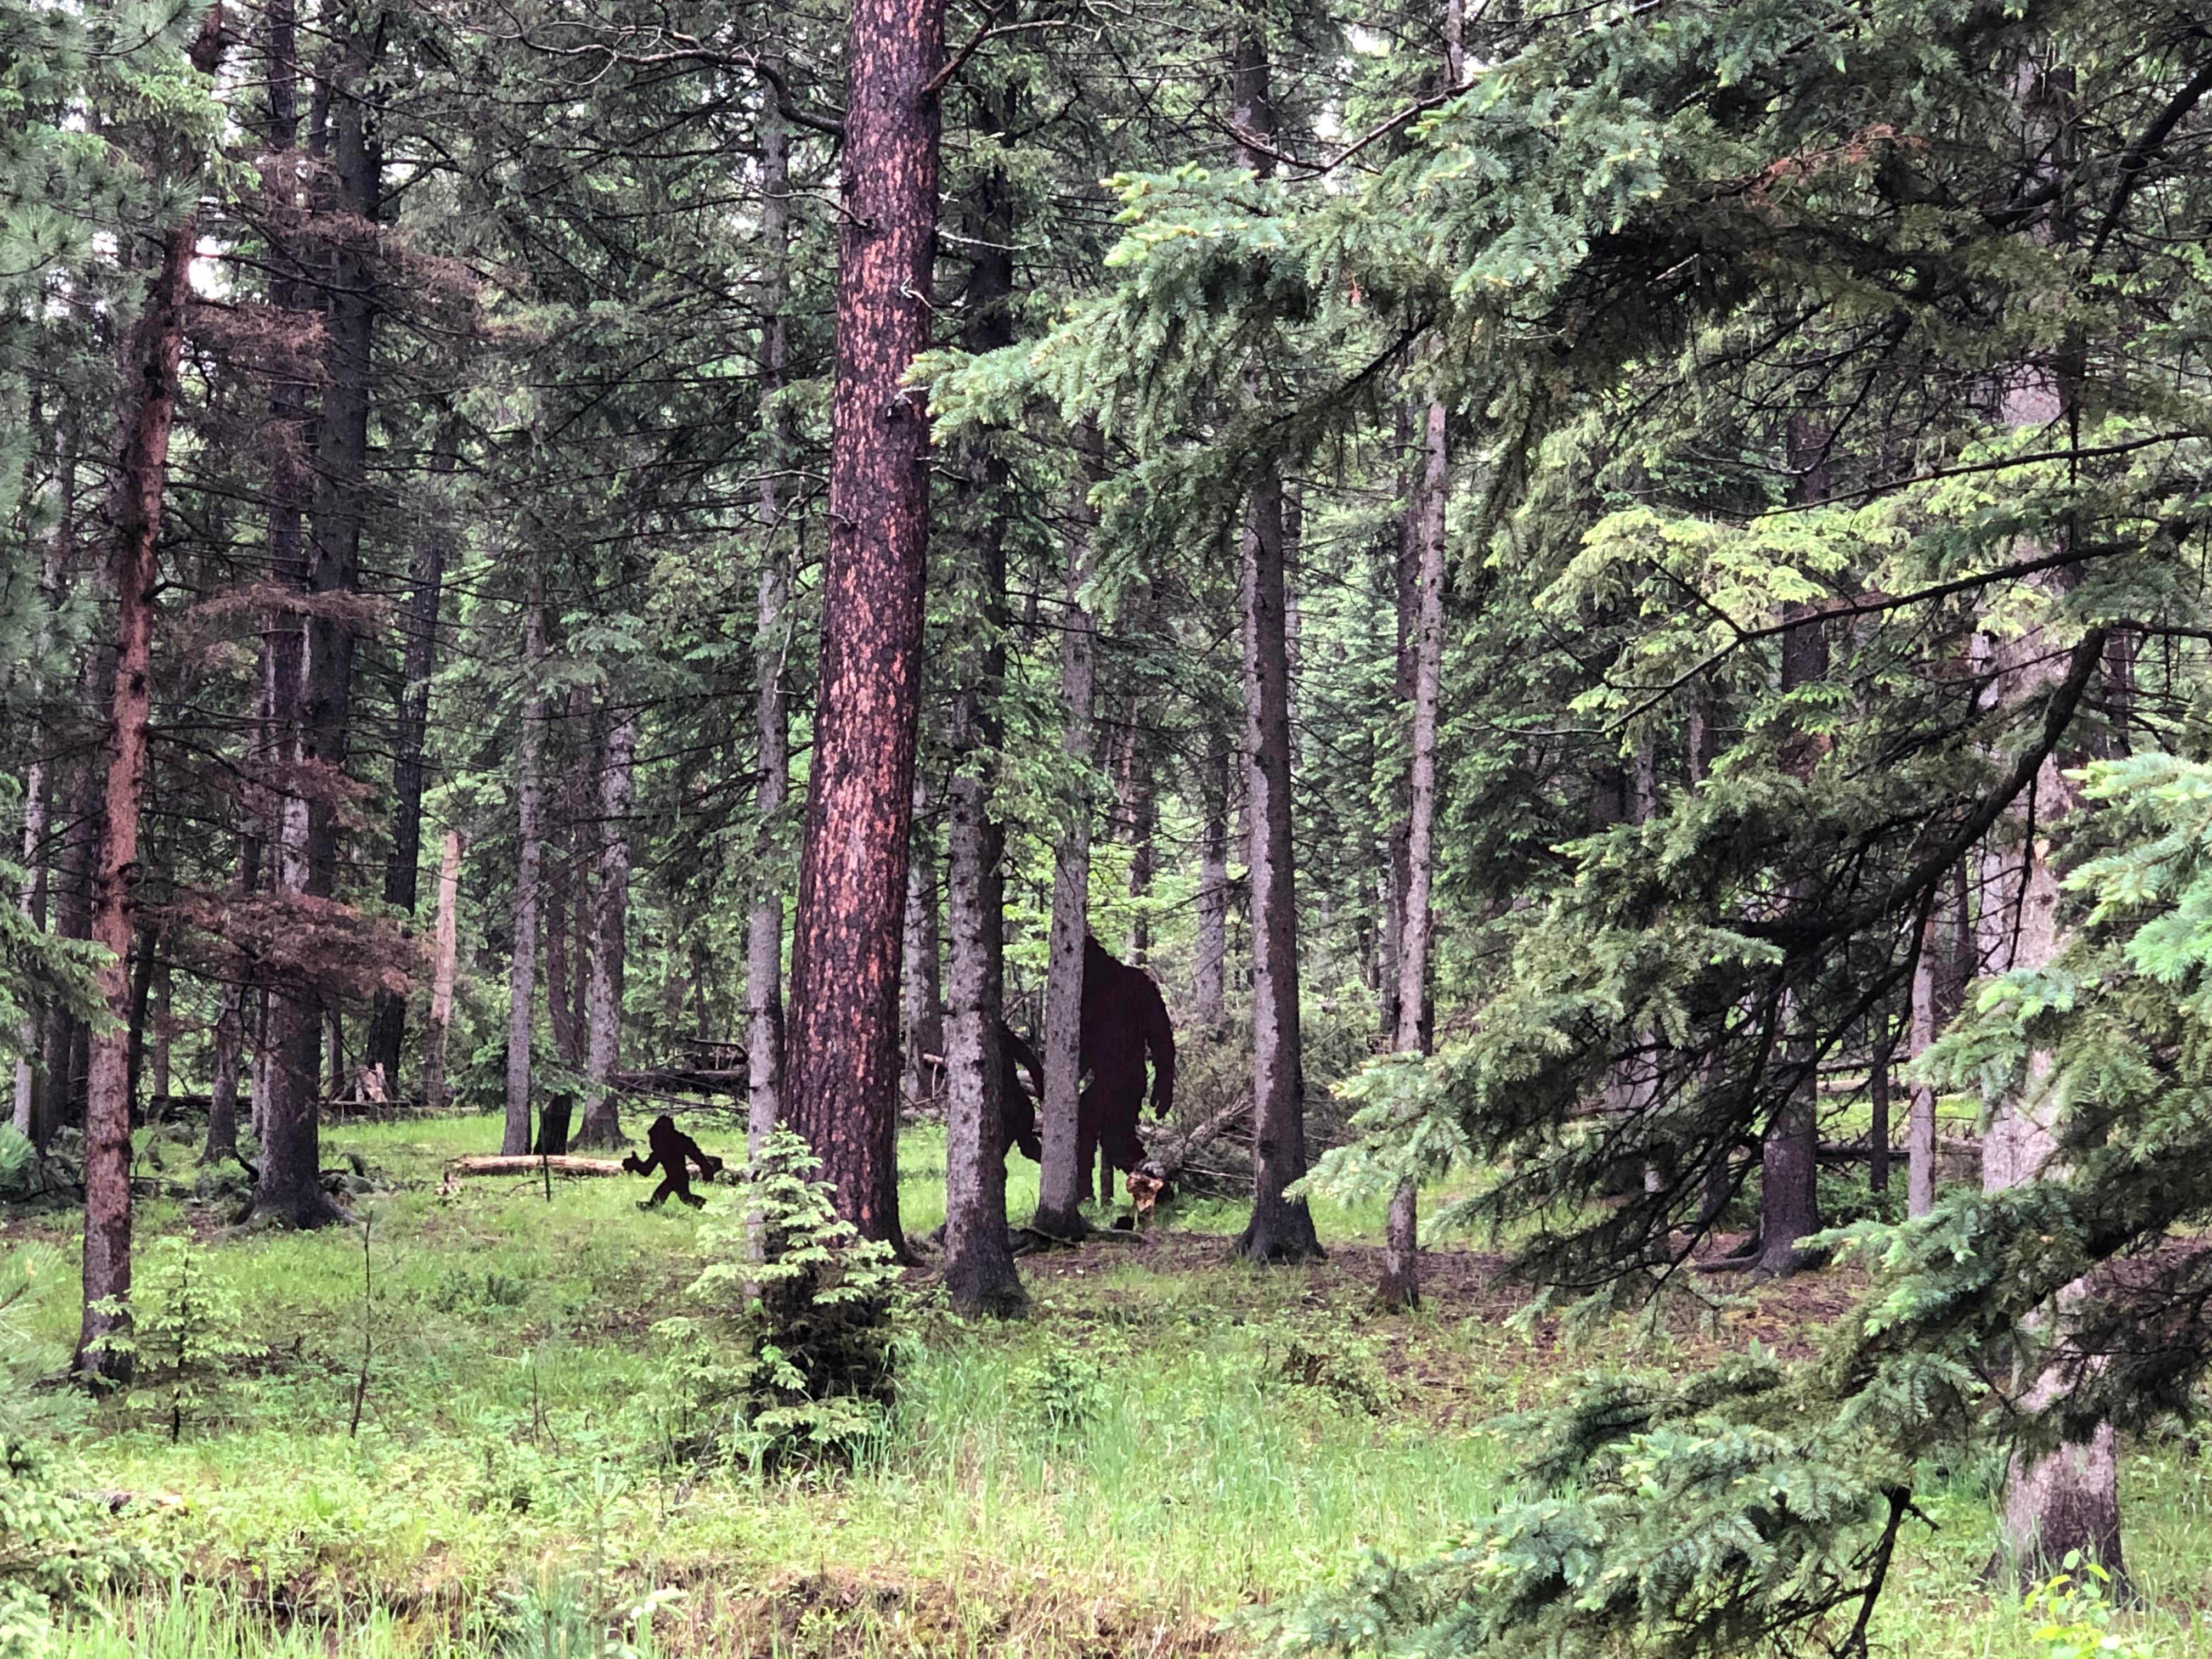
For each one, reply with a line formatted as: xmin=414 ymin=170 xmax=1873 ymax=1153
xmin=1137 ymin=1095 xmax=1253 ymax=1189
xmin=444 ymin=1156 xmax=627 ymax=1178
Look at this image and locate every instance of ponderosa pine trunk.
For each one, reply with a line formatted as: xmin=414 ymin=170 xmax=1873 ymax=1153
xmin=574 ymin=698 xmax=637 ymax=1147
xmin=501 ymin=589 xmax=548 ymax=1154
xmin=1231 ymin=29 xmax=1321 ymax=1263
xmin=365 ymin=418 xmax=459 ymax=1097
xmin=782 ymin=0 xmax=945 ymax=1244
xmin=745 ymin=83 xmax=793 ymax=1155
xmin=1380 ymin=399 xmax=1446 ymax=1309
xmin=77 ymin=1 xmax=225 ymax=1381
xmin=1034 ymin=442 xmax=1098 ymax=1239
xmin=900 ymin=776 xmax=944 ymax=1109
xmin=941 ymin=112 xmax=1024 ymax=1314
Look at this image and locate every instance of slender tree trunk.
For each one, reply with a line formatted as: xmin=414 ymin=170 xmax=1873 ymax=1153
xmin=1381 ymin=399 xmax=1445 ymax=1308
xmin=1231 ymin=29 xmax=1321 ymax=1264
xmin=124 ymin=927 xmax=159 ymax=1114
xmin=783 ymin=0 xmax=945 ymax=1244
xmin=13 ymin=749 xmax=50 ymax=1139
xmin=1118 ymin=583 xmax=1160 ymax=964
xmin=203 ymin=980 xmax=244 ymax=1163
xmin=46 ymin=650 xmax=109 ymax=1144
xmin=1194 ymin=733 xmax=1230 ymax=1032
xmin=77 ymin=8 xmax=224 ymax=1380
xmin=1751 ymin=424 xmax=1832 ymax=1279
xmin=365 ymin=417 xmax=458 ymax=1096
xmin=941 ymin=105 xmax=1024 ymax=1313
xmin=1381 ymin=409 xmax=1417 ymax=1041
xmin=900 ymin=776 xmax=944 ymax=1108
xmin=545 ymin=705 xmax=588 ymax=1070
xmin=502 ymin=590 xmax=548 ymax=1154
xmin=1907 ymin=862 xmax=1969 ymax=1217
xmin=1034 ymin=443 xmax=1098 ymax=1239
xmin=1867 ymin=1018 xmax=1893 ymax=1194
xmin=574 ymin=699 xmax=637 ymax=1147
xmin=423 ymin=827 xmax=461 ymax=1110
xmin=746 ymin=86 xmax=793 ymax=1155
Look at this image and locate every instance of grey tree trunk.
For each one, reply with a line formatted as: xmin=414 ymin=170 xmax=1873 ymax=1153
xmin=203 ymin=983 xmax=245 ymax=1163
xmin=1381 ymin=399 xmax=1446 ymax=1308
xmin=746 ymin=84 xmax=792 ymax=1155
xmin=1194 ymin=734 xmax=1230 ymax=1032
xmin=13 ymin=748 xmax=49 ymax=1138
xmin=1751 ymin=422 xmax=1832 ymax=1279
xmin=1033 ymin=442 xmax=1098 ymax=1240
xmin=423 ymin=828 xmax=462 ymax=1110
xmin=364 ymin=419 xmax=459 ymax=1096
xmin=941 ymin=106 xmax=1025 ymax=1313
xmin=575 ymin=699 xmax=638 ymax=1147
xmin=251 ymin=9 xmax=382 ymax=1229
xmin=1231 ymin=27 xmax=1321 ymax=1265
xmin=501 ymin=590 xmax=548 ymax=1154
xmin=900 ymin=777 xmax=944 ymax=1109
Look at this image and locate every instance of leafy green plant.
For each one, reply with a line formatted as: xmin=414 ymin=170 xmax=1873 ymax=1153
xmin=651 ymin=1128 xmax=913 ymax=1471
xmin=1011 ymin=1340 xmax=1114 ymax=1431
xmin=91 ymin=1235 xmax=255 ymax=1441
xmin=2022 ymin=1560 xmax=2157 ymax=1659
xmin=0 ymin=1250 xmax=152 ymax=1656
xmin=1260 ymin=1322 xmax=1398 ymax=1417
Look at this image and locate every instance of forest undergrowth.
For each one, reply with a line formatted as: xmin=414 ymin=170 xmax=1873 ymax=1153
xmin=3 ymin=1114 xmax=2206 ymax=1658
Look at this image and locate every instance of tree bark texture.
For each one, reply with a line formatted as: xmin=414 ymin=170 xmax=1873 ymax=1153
xmin=746 ymin=82 xmax=793 ymax=1156
xmin=502 ymin=591 xmax=548 ymax=1154
xmin=575 ymin=698 xmax=637 ymax=1147
xmin=1381 ymin=398 xmax=1445 ymax=1308
xmin=251 ymin=10 xmax=381 ymax=1229
xmin=365 ymin=418 xmax=458 ymax=1095
xmin=783 ymin=0 xmax=945 ymax=1244
xmin=1035 ymin=448 xmax=1098 ymax=1239
xmin=77 ymin=3 xmax=225 ymax=1381
xmin=1231 ymin=27 xmax=1321 ymax=1265
xmin=941 ymin=119 xmax=1024 ymax=1313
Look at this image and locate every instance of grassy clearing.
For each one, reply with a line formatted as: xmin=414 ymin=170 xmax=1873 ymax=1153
xmin=3 ymin=1112 xmax=2205 ymax=1655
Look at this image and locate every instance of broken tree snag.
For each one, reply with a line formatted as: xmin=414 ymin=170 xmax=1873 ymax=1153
xmin=782 ymin=0 xmax=947 ymax=1246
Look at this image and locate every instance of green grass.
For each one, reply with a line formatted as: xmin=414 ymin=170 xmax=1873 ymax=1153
xmin=4 ymin=1112 xmax=2206 ymax=1656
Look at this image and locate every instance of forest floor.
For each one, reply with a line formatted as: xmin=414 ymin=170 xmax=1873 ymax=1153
xmin=4 ymin=1111 xmax=2208 ymax=1657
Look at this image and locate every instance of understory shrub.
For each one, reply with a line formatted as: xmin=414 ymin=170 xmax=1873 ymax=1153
xmin=0 ymin=1250 xmax=153 ymax=1655
xmin=91 ymin=1235 xmax=254 ymax=1441
xmin=651 ymin=1128 xmax=913 ymax=1471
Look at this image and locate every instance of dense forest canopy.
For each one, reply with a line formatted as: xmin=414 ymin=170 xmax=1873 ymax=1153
xmin=5 ymin=0 xmax=2212 ymax=1651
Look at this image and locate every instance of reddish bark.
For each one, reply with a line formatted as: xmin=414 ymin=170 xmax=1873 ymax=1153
xmin=77 ymin=5 xmax=227 ymax=1385
xmin=783 ymin=0 xmax=946 ymax=1244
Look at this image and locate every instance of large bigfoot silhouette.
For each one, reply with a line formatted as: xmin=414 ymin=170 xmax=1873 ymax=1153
xmin=624 ymin=1114 xmax=725 ymax=1208
xmin=1000 ymin=935 xmax=1175 ymax=1201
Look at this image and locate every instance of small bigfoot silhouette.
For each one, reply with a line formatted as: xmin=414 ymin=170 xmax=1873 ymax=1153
xmin=623 ymin=1114 xmax=724 ymax=1208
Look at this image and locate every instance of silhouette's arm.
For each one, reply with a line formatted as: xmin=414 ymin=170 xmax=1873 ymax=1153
xmin=1141 ymin=985 xmax=1176 ymax=1119
xmin=1001 ymin=1023 xmax=1046 ymax=1101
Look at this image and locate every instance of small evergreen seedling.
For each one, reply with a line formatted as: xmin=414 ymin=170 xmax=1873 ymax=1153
xmin=652 ymin=1128 xmax=913 ymax=1471
xmin=92 ymin=1236 xmax=254 ymax=1441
